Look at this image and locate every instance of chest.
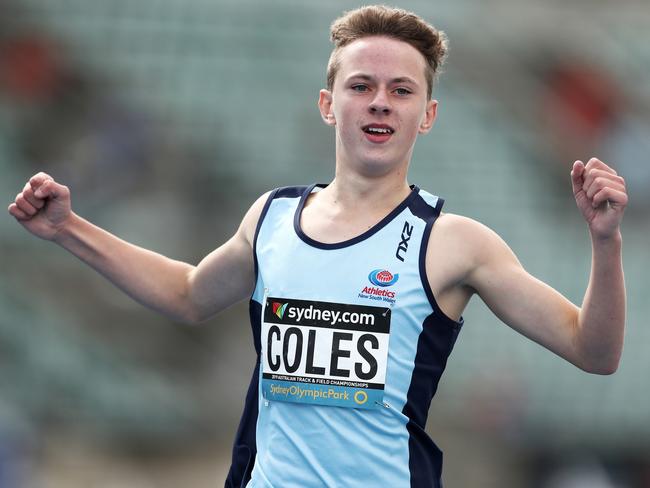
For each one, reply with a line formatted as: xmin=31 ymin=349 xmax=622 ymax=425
xmin=255 ymin=211 xmax=434 ymax=411
xmin=251 ymin=187 xmax=462 ymax=413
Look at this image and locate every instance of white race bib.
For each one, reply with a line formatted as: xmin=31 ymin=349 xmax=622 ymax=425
xmin=261 ymin=297 xmax=391 ymax=409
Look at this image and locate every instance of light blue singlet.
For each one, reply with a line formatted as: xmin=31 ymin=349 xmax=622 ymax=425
xmin=225 ymin=184 xmax=463 ymax=488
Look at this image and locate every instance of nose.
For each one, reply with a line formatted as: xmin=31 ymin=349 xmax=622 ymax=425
xmin=369 ymin=90 xmax=391 ymax=115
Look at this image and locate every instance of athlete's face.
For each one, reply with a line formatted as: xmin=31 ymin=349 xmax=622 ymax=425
xmin=319 ymin=36 xmax=437 ymax=176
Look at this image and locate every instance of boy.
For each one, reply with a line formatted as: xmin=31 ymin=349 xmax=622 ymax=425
xmin=8 ymin=6 xmax=627 ymax=488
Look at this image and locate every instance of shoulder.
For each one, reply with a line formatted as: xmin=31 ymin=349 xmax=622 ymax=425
xmin=239 ymin=190 xmax=274 ymax=247
xmin=430 ymin=212 xmax=501 ymax=251
xmin=239 ymin=185 xmax=310 ymax=245
xmin=427 ymin=213 xmax=516 ymax=286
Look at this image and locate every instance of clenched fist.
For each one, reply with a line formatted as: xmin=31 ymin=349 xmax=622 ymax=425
xmin=571 ymin=158 xmax=628 ymax=240
xmin=8 ymin=172 xmax=72 ymax=241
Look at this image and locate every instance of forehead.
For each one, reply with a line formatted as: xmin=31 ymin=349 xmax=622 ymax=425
xmin=335 ymin=36 xmax=428 ymax=85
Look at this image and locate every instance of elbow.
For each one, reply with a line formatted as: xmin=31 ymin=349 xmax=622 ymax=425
xmin=571 ymin=319 xmax=624 ymax=375
xmin=178 ymin=268 xmax=208 ymax=325
xmin=578 ymin=356 xmax=621 ymax=375
xmin=178 ymin=312 xmax=202 ymax=326
xmin=583 ymin=364 xmax=618 ymax=376
xmin=178 ymin=304 xmax=211 ymax=326
xmin=592 ymin=361 xmax=620 ymax=376
xmin=170 ymin=292 xmax=206 ymax=326
xmin=178 ymin=293 xmax=221 ymax=325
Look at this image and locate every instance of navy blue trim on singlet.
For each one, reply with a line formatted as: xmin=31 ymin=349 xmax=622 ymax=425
xmin=409 ymin=195 xmax=463 ymax=328
xmin=225 ymin=300 xmax=263 ymax=488
xmin=294 ymin=183 xmax=421 ymax=250
xmin=226 ymin=186 xmax=307 ymax=488
xmin=403 ymin=309 xmax=462 ymax=487
xmin=275 ymin=185 xmax=309 ymax=199
xmin=251 ymin=190 xmax=277 ymax=281
xmin=403 ymin=193 xmax=463 ymax=488
xmin=252 ymin=186 xmax=308 ymax=279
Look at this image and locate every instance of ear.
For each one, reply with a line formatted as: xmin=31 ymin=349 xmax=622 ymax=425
xmin=318 ymin=89 xmax=336 ymax=126
xmin=418 ymin=99 xmax=438 ymax=134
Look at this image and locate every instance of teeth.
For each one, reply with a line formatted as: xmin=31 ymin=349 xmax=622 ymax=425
xmin=367 ymin=127 xmax=392 ymax=134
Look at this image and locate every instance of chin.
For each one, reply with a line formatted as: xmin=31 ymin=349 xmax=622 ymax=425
xmin=357 ymin=157 xmax=405 ymax=177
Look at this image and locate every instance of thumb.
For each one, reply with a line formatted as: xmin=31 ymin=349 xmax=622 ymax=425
xmin=570 ymin=160 xmax=585 ymax=196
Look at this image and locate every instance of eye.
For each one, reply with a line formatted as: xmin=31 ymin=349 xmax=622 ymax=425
xmin=394 ymin=87 xmax=412 ymax=96
xmin=351 ymin=84 xmax=369 ymax=93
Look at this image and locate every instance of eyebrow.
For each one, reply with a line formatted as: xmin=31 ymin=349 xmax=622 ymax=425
xmin=347 ymin=73 xmax=419 ymax=85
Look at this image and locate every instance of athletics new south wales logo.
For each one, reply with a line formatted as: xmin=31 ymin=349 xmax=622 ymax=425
xmin=359 ymin=269 xmax=398 ymax=304
xmin=368 ymin=269 xmax=399 ymax=287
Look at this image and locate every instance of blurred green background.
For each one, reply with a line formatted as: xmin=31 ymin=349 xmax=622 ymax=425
xmin=1 ymin=0 xmax=649 ymax=486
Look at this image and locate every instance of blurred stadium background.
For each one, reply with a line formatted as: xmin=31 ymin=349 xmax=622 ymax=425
xmin=1 ymin=0 xmax=649 ymax=486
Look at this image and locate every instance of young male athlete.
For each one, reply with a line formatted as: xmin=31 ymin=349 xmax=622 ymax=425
xmin=8 ymin=6 xmax=627 ymax=488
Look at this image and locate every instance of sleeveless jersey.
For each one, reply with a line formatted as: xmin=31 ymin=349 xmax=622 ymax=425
xmin=225 ymin=184 xmax=463 ymax=488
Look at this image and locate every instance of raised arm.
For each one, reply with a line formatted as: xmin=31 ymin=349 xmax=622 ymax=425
xmin=8 ymin=172 xmax=268 ymax=324
xmin=470 ymin=158 xmax=626 ymax=374
xmin=429 ymin=158 xmax=626 ymax=374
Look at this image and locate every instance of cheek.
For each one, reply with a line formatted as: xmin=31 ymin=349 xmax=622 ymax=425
xmin=402 ymin=113 xmax=421 ymax=135
xmin=409 ymin=109 xmax=428 ymax=133
xmin=334 ymin=109 xmax=361 ymax=137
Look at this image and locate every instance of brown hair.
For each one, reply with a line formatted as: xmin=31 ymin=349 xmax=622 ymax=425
xmin=327 ymin=5 xmax=448 ymax=99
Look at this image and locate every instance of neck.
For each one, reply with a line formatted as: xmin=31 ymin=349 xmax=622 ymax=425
xmin=322 ymin=167 xmax=412 ymax=212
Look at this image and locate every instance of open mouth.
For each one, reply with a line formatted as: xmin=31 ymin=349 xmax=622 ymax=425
xmin=362 ymin=124 xmax=395 ymax=135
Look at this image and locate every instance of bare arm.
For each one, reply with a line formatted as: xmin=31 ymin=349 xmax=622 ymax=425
xmin=432 ymin=158 xmax=627 ymax=374
xmin=8 ymin=172 xmax=268 ymax=324
xmin=568 ymin=157 xmax=627 ymax=373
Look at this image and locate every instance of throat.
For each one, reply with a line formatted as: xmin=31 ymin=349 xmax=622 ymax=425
xmin=300 ymin=185 xmax=412 ymax=245
xmin=300 ymin=209 xmax=382 ymax=244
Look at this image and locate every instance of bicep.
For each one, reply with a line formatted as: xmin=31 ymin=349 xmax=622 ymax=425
xmin=467 ymin=226 xmax=580 ymax=364
xmin=186 ymin=192 xmax=270 ymax=322
xmin=187 ymin=232 xmax=256 ymax=321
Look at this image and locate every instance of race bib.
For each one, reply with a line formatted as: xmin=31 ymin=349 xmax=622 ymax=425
xmin=261 ymin=297 xmax=391 ymax=409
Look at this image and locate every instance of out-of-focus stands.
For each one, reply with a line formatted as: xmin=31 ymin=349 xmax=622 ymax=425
xmin=1 ymin=0 xmax=649 ymax=486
